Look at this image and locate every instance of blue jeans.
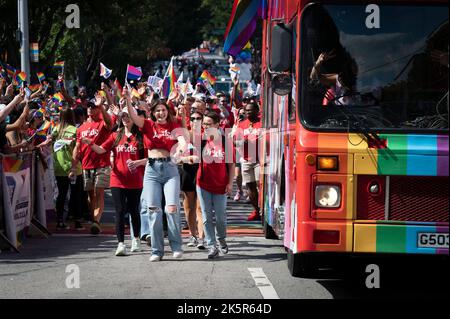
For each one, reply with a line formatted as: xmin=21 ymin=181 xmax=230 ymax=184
xmin=196 ymin=186 xmax=227 ymax=247
xmin=142 ymin=161 xmax=182 ymax=257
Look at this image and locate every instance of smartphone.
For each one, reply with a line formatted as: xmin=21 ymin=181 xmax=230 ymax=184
xmin=25 ymin=87 xmax=32 ymax=99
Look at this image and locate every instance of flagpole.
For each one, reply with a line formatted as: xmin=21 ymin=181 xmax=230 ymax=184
xmin=124 ymin=64 xmax=129 ymax=87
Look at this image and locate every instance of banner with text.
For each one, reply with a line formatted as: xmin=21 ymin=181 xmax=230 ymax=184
xmin=1 ymin=154 xmax=33 ymax=248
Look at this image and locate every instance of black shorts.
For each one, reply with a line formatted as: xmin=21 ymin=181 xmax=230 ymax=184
xmin=180 ymin=163 xmax=199 ymax=192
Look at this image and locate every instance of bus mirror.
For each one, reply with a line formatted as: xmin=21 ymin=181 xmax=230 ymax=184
xmin=272 ymin=74 xmax=293 ymax=96
xmin=270 ymin=23 xmax=292 ymax=73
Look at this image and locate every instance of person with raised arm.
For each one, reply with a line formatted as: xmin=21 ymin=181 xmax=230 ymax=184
xmin=124 ymin=86 xmax=188 ymax=262
xmin=71 ymin=94 xmax=112 ymax=235
xmin=82 ymin=107 xmax=146 ymax=256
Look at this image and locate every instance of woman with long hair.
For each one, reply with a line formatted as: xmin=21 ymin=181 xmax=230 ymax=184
xmin=125 ymin=89 xmax=187 ymax=262
xmin=179 ymin=111 xmax=205 ymax=249
xmin=196 ymin=112 xmax=235 ymax=259
xmin=51 ymin=107 xmax=84 ymax=230
xmin=82 ymin=107 xmax=146 ymax=256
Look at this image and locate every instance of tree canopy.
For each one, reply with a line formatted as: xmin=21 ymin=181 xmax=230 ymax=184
xmin=0 ymin=0 xmax=234 ymax=88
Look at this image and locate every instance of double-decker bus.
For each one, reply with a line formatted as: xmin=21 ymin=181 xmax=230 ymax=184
xmin=259 ymin=0 xmax=449 ymax=276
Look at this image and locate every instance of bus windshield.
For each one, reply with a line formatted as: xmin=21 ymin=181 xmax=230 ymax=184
xmin=299 ymin=3 xmax=448 ymax=132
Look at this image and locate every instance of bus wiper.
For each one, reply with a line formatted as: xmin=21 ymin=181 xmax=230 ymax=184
xmin=332 ymin=103 xmax=385 ymax=148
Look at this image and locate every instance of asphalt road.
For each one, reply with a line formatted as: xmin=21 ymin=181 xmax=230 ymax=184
xmin=1 ymin=190 xmax=448 ymax=300
xmin=1 ymin=233 xmax=448 ymax=300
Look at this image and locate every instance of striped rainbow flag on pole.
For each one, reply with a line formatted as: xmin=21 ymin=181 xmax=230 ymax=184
xmin=199 ymin=70 xmax=216 ymax=85
xmin=37 ymin=72 xmax=45 ymax=83
xmin=54 ymin=61 xmax=65 ymax=68
xmin=161 ymin=57 xmax=177 ymax=98
xmin=224 ymin=0 xmax=268 ymax=56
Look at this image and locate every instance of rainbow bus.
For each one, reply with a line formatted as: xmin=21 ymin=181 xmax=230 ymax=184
xmin=259 ymin=0 xmax=449 ymax=276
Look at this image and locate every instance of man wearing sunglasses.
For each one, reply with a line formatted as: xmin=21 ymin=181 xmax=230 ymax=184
xmin=72 ymin=96 xmax=112 ymax=235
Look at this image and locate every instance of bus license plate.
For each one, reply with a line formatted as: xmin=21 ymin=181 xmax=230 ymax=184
xmin=417 ymin=233 xmax=449 ymax=249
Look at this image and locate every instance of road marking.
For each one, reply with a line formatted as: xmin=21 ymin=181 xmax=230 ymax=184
xmin=248 ymin=268 xmax=280 ymax=299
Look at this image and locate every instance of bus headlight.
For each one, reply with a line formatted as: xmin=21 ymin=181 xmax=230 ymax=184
xmin=315 ymin=185 xmax=341 ymax=208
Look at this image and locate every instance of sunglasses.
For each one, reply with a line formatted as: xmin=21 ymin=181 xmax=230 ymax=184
xmin=190 ymin=117 xmax=202 ymax=121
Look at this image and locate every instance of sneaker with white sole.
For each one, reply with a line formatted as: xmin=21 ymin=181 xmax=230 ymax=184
xmin=149 ymin=255 xmax=162 ymax=262
xmin=207 ymin=246 xmax=219 ymax=259
xmin=115 ymin=242 xmax=127 ymax=256
xmin=219 ymin=239 xmax=228 ymax=254
xmin=131 ymin=238 xmax=141 ymax=252
xmin=187 ymin=236 xmax=198 ymax=247
xmin=234 ymin=191 xmax=243 ymax=201
xmin=173 ymin=251 xmax=183 ymax=259
xmin=196 ymin=238 xmax=206 ymax=250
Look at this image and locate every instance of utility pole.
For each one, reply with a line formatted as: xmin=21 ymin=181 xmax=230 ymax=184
xmin=17 ymin=0 xmax=30 ymax=81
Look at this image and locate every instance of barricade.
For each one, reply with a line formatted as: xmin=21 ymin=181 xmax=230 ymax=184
xmin=0 ymin=150 xmax=52 ymax=252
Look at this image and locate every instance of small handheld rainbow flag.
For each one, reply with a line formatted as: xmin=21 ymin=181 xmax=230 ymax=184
xmin=15 ymin=71 xmax=27 ymax=84
xmin=199 ymin=70 xmax=216 ymax=85
xmin=35 ymin=120 xmax=52 ymax=139
xmin=100 ymin=62 xmax=112 ymax=79
xmin=131 ymin=88 xmax=141 ymax=99
xmin=5 ymin=64 xmax=16 ymax=78
xmin=161 ymin=58 xmax=177 ymax=98
xmin=29 ymin=84 xmax=41 ymax=92
xmin=53 ymin=61 xmax=65 ymax=68
xmin=37 ymin=72 xmax=45 ymax=83
xmin=52 ymin=92 xmax=64 ymax=103
xmin=115 ymin=79 xmax=123 ymax=101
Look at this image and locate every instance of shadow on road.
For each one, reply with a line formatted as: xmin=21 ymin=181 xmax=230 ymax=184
xmin=304 ymin=255 xmax=449 ymax=299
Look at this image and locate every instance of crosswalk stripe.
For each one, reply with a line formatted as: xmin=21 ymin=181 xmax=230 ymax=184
xmin=248 ymin=268 xmax=280 ymax=299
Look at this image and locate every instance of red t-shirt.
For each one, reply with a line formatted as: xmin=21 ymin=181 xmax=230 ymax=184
xmin=196 ymin=138 xmax=235 ymax=195
xmin=76 ymin=119 xmax=111 ymax=169
xmin=140 ymin=119 xmax=182 ymax=153
xmin=101 ymin=133 xmax=145 ymax=189
xmin=236 ymin=118 xmax=262 ymax=162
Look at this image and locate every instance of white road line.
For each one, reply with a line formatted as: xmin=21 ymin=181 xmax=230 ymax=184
xmin=248 ymin=268 xmax=280 ymax=299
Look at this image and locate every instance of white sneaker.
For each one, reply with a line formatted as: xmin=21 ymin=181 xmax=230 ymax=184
xmin=131 ymin=238 xmax=141 ymax=252
xmin=149 ymin=255 xmax=162 ymax=262
xmin=173 ymin=251 xmax=183 ymax=259
xmin=196 ymin=239 xmax=206 ymax=250
xmin=115 ymin=242 xmax=127 ymax=256
xmin=187 ymin=236 xmax=198 ymax=247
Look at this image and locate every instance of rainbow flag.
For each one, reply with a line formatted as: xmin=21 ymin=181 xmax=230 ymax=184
xmin=0 ymin=65 xmax=6 ymax=79
xmin=199 ymin=70 xmax=216 ymax=85
xmin=131 ymin=88 xmax=141 ymax=99
xmin=100 ymin=62 xmax=112 ymax=79
xmin=115 ymin=79 xmax=123 ymax=101
xmin=5 ymin=64 xmax=16 ymax=78
xmin=224 ymin=0 xmax=267 ymax=56
xmin=29 ymin=84 xmax=41 ymax=92
xmin=35 ymin=120 xmax=52 ymax=138
xmin=52 ymin=92 xmax=64 ymax=103
xmin=37 ymin=72 xmax=45 ymax=82
xmin=161 ymin=58 xmax=177 ymax=98
xmin=126 ymin=64 xmax=142 ymax=81
xmin=54 ymin=61 xmax=65 ymax=68
xmin=15 ymin=71 xmax=27 ymax=83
